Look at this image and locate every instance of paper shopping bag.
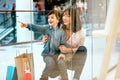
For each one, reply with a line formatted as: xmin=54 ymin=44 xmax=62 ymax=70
xmin=15 ymin=53 xmax=34 ymax=80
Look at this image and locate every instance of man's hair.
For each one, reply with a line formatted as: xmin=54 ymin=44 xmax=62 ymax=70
xmin=47 ymin=10 xmax=61 ymax=27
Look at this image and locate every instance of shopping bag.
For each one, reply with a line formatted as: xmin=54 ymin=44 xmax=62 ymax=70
xmin=24 ymin=70 xmax=32 ymax=80
xmin=15 ymin=53 xmax=34 ymax=80
xmin=6 ymin=66 xmax=18 ymax=80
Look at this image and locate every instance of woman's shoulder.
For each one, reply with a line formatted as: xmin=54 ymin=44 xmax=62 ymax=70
xmin=77 ymin=28 xmax=86 ymax=34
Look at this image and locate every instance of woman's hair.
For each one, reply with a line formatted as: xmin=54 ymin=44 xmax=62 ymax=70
xmin=47 ymin=10 xmax=61 ymax=27
xmin=62 ymin=5 xmax=82 ymax=32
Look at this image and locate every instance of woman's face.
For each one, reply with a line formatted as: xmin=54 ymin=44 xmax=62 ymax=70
xmin=48 ymin=14 xmax=59 ymax=28
xmin=62 ymin=11 xmax=70 ymax=28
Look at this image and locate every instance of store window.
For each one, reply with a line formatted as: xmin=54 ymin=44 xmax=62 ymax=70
xmin=1 ymin=0 xmax=118 ymax=80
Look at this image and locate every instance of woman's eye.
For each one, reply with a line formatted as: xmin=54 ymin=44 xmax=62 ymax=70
xmin=63 ymin=15 xmax=70 ymax=17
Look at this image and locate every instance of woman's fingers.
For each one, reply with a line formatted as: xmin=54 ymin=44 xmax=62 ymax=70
xmin=42 ymin=35 xmax=49 ymax=42
xmin=59 ymin=45 xmax=64 ymax=49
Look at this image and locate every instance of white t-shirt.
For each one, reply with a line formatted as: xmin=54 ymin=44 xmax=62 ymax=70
xmin=67 ymin=28 xmax=86 ymax=53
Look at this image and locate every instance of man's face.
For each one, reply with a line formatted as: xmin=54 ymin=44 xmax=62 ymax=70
xmin=48 ymin=14 xmax=59 ymax=28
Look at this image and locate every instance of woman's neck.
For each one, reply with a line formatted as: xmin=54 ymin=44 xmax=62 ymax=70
xmin=66 ymin=25 xmax=70 ymax=30
xmin=65 ymin=29 xmax=71 ymax=41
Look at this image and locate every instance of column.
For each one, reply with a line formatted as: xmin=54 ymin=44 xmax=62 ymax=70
xmin=16 ymin=0 xmax=34 ymax=42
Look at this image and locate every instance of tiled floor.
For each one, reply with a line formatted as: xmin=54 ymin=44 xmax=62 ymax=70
xmin=0 ymin=36 xmax=119 ymax=80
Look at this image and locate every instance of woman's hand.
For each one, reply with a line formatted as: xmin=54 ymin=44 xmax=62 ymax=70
xmin=42 ymin=34 xmax=49 ymax=43
xmin=58 ymin=54 xmax=65 ymax=60
xmin=59 ymin=45 xmax=68 ymax=53
xmin=18 ymin=21 xmax=27 ymax=28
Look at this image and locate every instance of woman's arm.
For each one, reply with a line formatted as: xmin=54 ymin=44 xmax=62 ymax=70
xmin=71 ymin=29 xmax=86 ymax=53
xmin=59 ymin=45 xmax=73 ymax=53
xmin=59 ymin=29 xmax=86 ymax=53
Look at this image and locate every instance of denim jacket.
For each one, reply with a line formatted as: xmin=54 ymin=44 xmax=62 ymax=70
xmin=27 ymin=24 xmax=67 ymax=55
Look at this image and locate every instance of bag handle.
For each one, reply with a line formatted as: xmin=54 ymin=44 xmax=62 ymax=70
xmin=16 ymin=50 xmax=20 ymax=57
xmin=26 ymin=49 xmax=28 ymax=54
xmin=16 ymin=49 xmax=32 ymax=72
xmin=25 ymin=49 xmax=32 ymax=72
xmin=24 ymin=60 xmax=30 ymax=71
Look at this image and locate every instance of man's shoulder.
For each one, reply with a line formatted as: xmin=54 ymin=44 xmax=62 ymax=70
xmin=57 ymin=27 xmax=64 ymax=32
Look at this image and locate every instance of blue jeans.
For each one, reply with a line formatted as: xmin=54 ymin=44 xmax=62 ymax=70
xmin=41 ymin=46 xmax=87 ymax=80
xmin=67 ymin=46 xmax=87 ymax=80
xmin=41 ymin=54 xmax=68 ymax=80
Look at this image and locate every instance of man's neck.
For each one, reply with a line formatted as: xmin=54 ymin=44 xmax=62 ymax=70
xmin=52 ymin=24 xmax=58 ymax=29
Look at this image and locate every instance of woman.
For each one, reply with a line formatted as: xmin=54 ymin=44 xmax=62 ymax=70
xmin=59 ymin=6 xmax=87 ymax=80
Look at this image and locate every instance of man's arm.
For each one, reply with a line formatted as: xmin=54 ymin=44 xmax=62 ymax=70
xmin=27 ymin=24 xmax=49 ymax=34
xmin=18 ymin=21 xmax=49 ymax=34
